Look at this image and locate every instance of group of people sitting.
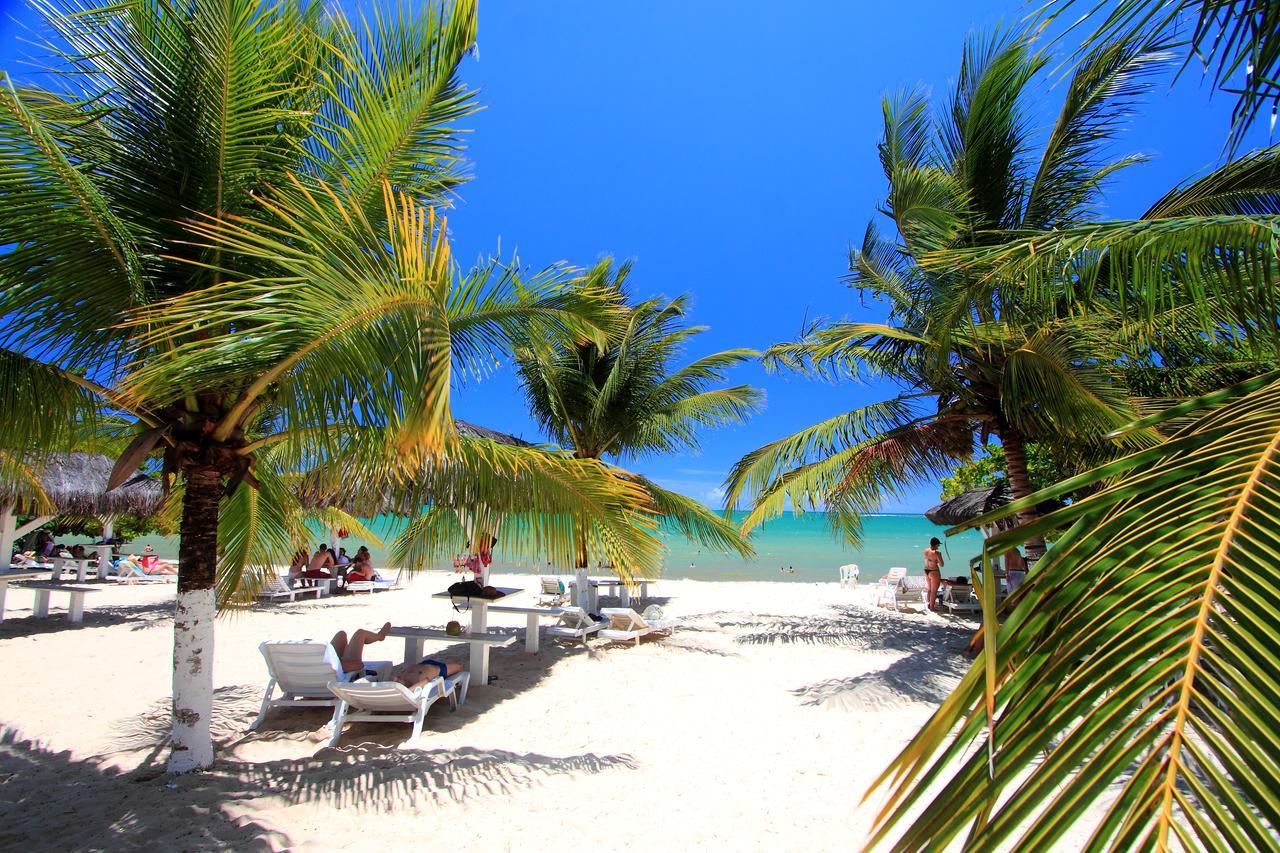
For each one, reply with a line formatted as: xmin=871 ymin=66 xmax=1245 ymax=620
xmin=332 ymin=621 xmax=464 ymax=687
xmin=12 ymin=536 xmax=177 ymax=577
xmin=287 ymin=543 xmax=380 ymax=589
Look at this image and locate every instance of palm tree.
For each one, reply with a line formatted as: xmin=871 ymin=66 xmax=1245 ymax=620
xmin=724 ymin=32 xmax=1166 ymax=555
xmin=864 ymin=10 xmax=1280 ymax=850
xmin=0 ymin=0 xmax=648 ymax=772
xmin=512 ymin=258 xmax=763 ymax=566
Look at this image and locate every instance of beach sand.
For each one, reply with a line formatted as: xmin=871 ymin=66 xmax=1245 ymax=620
xmin=0 ymin=573 xmax=1055 ymax=851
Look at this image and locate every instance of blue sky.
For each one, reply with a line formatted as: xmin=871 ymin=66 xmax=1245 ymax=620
xmin=0 ymin=0 xmax=1261 ymax=511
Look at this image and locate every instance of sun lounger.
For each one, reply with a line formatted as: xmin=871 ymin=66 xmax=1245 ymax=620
xmin=542 ymin=606 xmax=603 ymax=646
xmin=258 ymin=577 xmax=323 ymax=603
xmin=880 ymin=575 xmax=929 ymax=609
xmin=598 ymin=605 xmax=675 ymax=646
xmin=345 ymin=569 xmax=403 ymax=594
xmin=111 ymin=560 xmax=172 ymax=584
xmin=872 ymin=567 xmax=909 ymax=606
xmin=538 ymin=576 xmax=568 ymax=606
xmin=325 ymin=677 xmax=458 ymax=746
xmin=939 ymin=582 xmax=980 ymax=614
xmin=250 ymin=640 xmax=392 ymax=731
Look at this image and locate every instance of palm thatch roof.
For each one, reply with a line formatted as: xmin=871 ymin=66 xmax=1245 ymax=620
xmin=456 ymin=420 xmax=531 ymax=447
xmin=1 ymin=452 xmax=163 ymax=516
xmin=924 ymin=483 xmax=1012 ymax=527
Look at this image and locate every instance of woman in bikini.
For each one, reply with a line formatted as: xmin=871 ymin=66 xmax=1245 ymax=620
xmin=923 ymin=537 xmax=944 ymax=612
xmin=330 ymin=622 xmax=462 ymax=686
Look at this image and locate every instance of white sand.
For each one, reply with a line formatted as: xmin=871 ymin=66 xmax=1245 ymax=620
xmin=0 ymin=573 xmax=992 ymax=850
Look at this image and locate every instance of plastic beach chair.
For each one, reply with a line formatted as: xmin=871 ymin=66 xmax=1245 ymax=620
xmin=539 ymin=576 xmax=568 ymax=606
xmin=598 ymin=605 xmax=675 ymax=647
xmin=543 ymin=606 xmax=603 ymax=646
xmin=250 ymin=640 xmax=392 ymax=731
xmin=325 ymin=677 xmax=457 ymax=746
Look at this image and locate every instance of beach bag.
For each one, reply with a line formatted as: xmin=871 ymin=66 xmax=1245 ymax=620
xmin=479 ymin=585 xmax=502 ymax=599
xmin=447 ymin=579 xmax=485 ymax=611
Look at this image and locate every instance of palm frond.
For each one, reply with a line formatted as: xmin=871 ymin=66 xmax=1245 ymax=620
xmin=311 ymin=0 xmax=477 ymax=212
xmin=871 ymin=373 xmax=1280 ymax=850
xmin=1145 ymin=145 xmax=1280 ymax=218
xmin=1023 ymin=33 xmax=1170 ymax=228
xmin=1043 ymin=0 xmax=1280 ymax=151
xmin=633 ymin=476 xmax=755 ymax=559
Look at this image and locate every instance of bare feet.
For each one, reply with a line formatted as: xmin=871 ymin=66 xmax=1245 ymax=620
xmin=377 ymin=621 xmax=392 ymax=641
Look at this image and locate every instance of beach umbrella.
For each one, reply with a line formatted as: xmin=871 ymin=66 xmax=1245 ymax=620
xmin=0 ymin=452 xmax=163 ymax=563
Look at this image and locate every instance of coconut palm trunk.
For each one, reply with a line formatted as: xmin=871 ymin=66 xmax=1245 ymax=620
xmin=170 ymin=462 xmax=223 ymax=773
xmin=996 ymin=426 xmax=1046 ymax=561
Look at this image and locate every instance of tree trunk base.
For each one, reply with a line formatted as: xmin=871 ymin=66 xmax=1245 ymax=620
xmin=168 ymin=586 xmax=216 ymax=773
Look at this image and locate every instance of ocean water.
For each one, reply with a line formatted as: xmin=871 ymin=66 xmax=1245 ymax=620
xmin=134 ymin=512 xmax=984 ymax=583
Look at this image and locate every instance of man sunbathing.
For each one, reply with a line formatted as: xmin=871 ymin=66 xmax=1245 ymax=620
xmin=391 ymin=656 xmax=464 ymax=688
xmin=331 ymin=622 xmax=463 ymax=687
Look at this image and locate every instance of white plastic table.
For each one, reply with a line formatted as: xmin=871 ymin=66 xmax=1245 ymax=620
xmin=428 ymin=587 xmax=523 ymax=685
xmin=569 ymin=577 xmax=652 ymax=609
xmin=454 ymin=603 xmax=568 ymax=653
xmin=0 ymin=571 xmax=44 ymax=620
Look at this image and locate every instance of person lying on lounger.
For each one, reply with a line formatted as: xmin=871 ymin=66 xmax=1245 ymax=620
xmin=391 ymin=656 xmax=464 ymax=688
xmin=330 ymin=621 xmax=393 ymax=674
xmin=137 ymin=552 xmax=178 ymax=574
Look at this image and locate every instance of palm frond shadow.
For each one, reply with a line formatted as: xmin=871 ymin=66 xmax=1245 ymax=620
xmin=0 ymin=726 xmax=636 ymax=850
xmin=703 ymin=605 xmax=972 ymax=708
xmin=791 ymin=652 xmax=967 ymax=710
xmin=713 ymin=604 xmax=971 ymax=650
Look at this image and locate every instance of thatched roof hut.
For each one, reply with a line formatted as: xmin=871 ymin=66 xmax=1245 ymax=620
xmin=0 ymin=452 xmax=163 ymax=517
xmin=924 ymin=483 xmax=1012 ymax=528
xmin=455 ymin=420 xmax=531 ymax=447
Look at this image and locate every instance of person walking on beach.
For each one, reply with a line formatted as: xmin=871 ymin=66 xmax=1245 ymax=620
xmin=923 ymin=537 xmax=944 ymax=612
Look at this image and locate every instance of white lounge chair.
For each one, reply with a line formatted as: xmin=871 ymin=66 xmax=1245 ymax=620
xmin=258 ymin=577 xmax=323 ymax=603
xmin=346 ymin=569 xmax=404 ymax=594
xmin=538 ymin=576 xmax=568 ymax=606
xmin=111 ymin=560 xmax=172 ymax=584
xmin=598 ymin=605 xmax=675 ymax=646
xmin=543 ymin=606 xmax=602 ymax=646
xmin=326 ymin=676 xmax=460 ymax=746
xmin=940 ymin=582 xmax=981 ymax=614
xmin=872 ymin=567 xmax=909 ymax=606
xmin=838 ymin=563 xmax=859 ymax=588
xmin=249 ymin=640 xmax=392 ymax=731
xmin=880 ymin=575 xmax=929 ymax=610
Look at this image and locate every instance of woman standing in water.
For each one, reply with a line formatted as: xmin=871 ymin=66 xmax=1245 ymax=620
xmin=923 ymin=537 xmax=944 ymax=612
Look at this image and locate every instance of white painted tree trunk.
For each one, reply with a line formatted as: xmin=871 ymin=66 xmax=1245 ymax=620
xmin=168 ymin=586 xmax=216 ymax=773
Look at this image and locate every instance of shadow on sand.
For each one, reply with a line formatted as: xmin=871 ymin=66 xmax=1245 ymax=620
xmin=0 ymin=727 xmax=634 ymax=851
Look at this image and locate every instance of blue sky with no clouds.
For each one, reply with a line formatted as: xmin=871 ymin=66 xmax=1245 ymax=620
xmin=0 ymin=0 xmax=1262 ymax=511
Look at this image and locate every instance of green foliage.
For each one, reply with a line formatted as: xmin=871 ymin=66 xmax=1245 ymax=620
xmin=512 ymin=258 xmax=761 ymax=559
xmin=1043 ymin=0 xmax=1280 ymax=152
xmin=939 ymin=443 xmax=1069 ymax=500
xmin=727 ymin=31 xmax=1165 ymax=543
xmin=870 ymin=372 xmax=1280 ymax=851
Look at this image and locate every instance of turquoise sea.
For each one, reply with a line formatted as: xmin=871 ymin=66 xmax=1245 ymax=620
xmin=133 ymin=511 xmax=983 ymax=583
